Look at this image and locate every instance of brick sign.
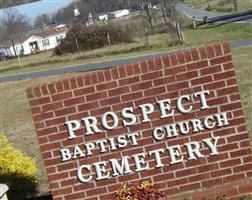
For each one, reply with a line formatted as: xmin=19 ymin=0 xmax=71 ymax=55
xmin=27 ymin=43 xmax=252 ymax=200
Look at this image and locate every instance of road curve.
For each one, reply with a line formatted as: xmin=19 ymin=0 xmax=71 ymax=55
xmin=1 ymin=39 xmax=252 ymax=83
xmin=176 ymin=3 xmax=220 ymax=21
xmin=176 ymin=3 xmax=252 ymax=23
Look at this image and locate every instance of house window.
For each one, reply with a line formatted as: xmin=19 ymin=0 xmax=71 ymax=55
xmin=42 ymin=39 xmax=50 ymax=47
xmin=56 ymin=35 xmax=64 ymax=44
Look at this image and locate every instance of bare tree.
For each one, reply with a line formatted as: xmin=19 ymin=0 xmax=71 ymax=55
xmin=161 ymin=0 xmax=184 ymax=44
xmin=34 ymin=13 xmax=52 ymax=27
xmin=0 ymin=9 xmax=31 ymax=55
xmin=141 ymin=2 xmax=158 ymax=28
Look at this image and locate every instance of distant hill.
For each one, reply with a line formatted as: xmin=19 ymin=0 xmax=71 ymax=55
xmin=0 ymin=0 xmax=41 ymax=9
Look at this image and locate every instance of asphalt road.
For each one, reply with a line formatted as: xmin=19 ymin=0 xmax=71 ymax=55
xmin=1 ymin=39 xmax=251 ymax=83
xmin=176 ymin=3 xmax=252 ymax=23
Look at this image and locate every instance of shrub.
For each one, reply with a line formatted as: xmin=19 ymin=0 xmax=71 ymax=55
xmin=112 ymin=181 xmax=165 ymax=200
xmin=0 ymin=134 xmax=37 ymax=200
xmin=54 ymin=23 xmax=133 ymax=55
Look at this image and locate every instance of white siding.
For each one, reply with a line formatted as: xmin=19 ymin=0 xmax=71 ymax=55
xmin=6 ymin=31 xmax=67 ymax=56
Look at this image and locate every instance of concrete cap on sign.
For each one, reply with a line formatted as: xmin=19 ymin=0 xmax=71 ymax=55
xmin=0 ymin=184 xmax=9 ymax=198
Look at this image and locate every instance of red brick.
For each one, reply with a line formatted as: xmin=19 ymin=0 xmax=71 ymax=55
xmin=69 ymin=77 xmax=77 ymax=89
xmin=122 ymin=91 xmax=143 ymax=101
xmin=180 ymin=182 xmax=201 ymax=191
xmin=139 ymin=60 xmax=149 ymax=73
xmin=74 ymin=86 xmax=95 ymax=96
xmin=48 ymin=82 xmax=57 ymax=94
xmin=64 ymin=192 xmax=85 ymax=200
xmin=206 ymin=45 xmax=215 ymax=58
xmin=76 ymin=75 xmax=85 ymax=87
xmin=52 ymin=91 xmax=73 ymax=101
xmin=78 ymin=101 xmax=98 ymax=111
xmin=41 ymin=83 xmax=50 ymax=95
xmin=176 ymin=52 xmax=186 ymax=64
xmin=183 ymin=50 xmax=192 ymax=62
xmin=223 ymin=174 xmax=245 ymax=183
xmin=176 ymin=71 xmax=198 ymax=81
xmin=223 ymin=62 xmax=234 ymax=70
xmin=100 ymin=96 xmax=121 ymax=106
xmin=55 ymin=106 xmax=76 ymax=117
xmin=222 ymin=43 xmax=231 ymax=54
xmin=213 ymin=44 xmax=223 ymax=56
xmin=84 ymin=72 xmax=98 ymax=85
xmin=132 ymin=62 xmax=142 ymax=74
xmin=164 ymin=65 xmax=186 ymax=75
xmin=144 ymin=86 xmax=166 ymax=97
xmin=217 ymin=86 xmax=239 ymax=96
xmin=64 ymin=96 xmax=85 ymax=107
xmin=147 ymin=58 xmax=155 ymax=71
xmin=197 ymin=163 xmax=219 ymax=173
xmin=175 ymin=168 xmax=197 ymax=178
xmin=211 ymin=168 xmax=232 ymax=178
xmin=107 ymin=86 xmax=129 ymax=97
xmin=169 ymin=54 xmax=178 ymax=66
xmin=117 ymin=65 xmax=127 ymax=78
xmin=220 ymin=158 xmax=241 ymax=169
xmin=191 ymin=48 xmax=200 ymax=61
xmin=201 ymin=178 xmax=222 ymax=188
xmin=154 ymin=57 xmax=163 ymax=67
xmin=154 ymin=76 xmax=176 ymax=86
xmin=141 ymin=70 xmax=163 ymax=81
xmin=191 ymin=75 xmax=213 ymax=85
xmin=214 ymin=70 xmax=236 ymax=81
xmin=186 ymin=60 xmax=208 ymax=70
xmin=210 ymin=55 xmax=232 ymax=65
xmin=239 ymin=183 xmax=252 ymax=193
xmin=110 ymin=67 xmax=119 ymax=79
xmin=199 ymin=47 xmax=208 ymax=59
xmin=33 ymin=112 xmax=54 ymax=122
xmin=119 ymin=76 xmax=140 ymax=86
xmin=86 ymin=91 xmax=107 ymax=101
xmin=167 ymin=81 xmax=189 ymax=91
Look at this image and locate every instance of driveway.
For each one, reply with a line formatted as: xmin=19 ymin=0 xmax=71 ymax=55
xmin=0 ymin=39 xmax=251 ymax=83
xmin=176 ymin=3 xmax=252 ymax=23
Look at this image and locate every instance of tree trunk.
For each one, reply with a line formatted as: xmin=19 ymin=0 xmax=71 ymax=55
xmin=233 ymin=0 xmax=238 ymax=11
xmin=146 ymin=8 xmax=153 ymax=28
xmin=161 ymin=0 xmax=167 ymax=24
xmin=11 ymin=40 xmax=17 ymax=56
xmin=206 ymin=0 xmax=211 ymax=10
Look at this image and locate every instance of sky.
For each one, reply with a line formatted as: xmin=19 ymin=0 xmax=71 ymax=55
xmin=1 ymin=0 xmax=72 ymax=22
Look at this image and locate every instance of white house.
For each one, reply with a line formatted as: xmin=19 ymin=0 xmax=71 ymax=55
xmin=5 ymin=24 xmax=69 ymax=56
xmin=98 ymin=13 xmax=108 ymax=21
xmin=98 ymin=9 xmax=130 ymax=21
xmin=0 ymin=45 xmax=12 ymax=57
xmin=109 ymin=9 xmax=130 ymax=19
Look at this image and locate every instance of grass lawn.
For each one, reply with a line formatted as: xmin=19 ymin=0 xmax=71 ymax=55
xmin=183 ymin=0 xmax=252 ymax=13
xmin=0 ymin=46 xmax=251 ymax=194
xmin=0 ymin=22 xmax=251 ymax=75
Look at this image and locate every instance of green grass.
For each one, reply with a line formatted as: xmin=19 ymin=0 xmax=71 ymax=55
xmin=0 ymin=22 xmax=251 ymax=75
xmin=183 ymin=0 xmax=252 ymax=13
xmin=0 ymin=46 xmax=251 ymax=194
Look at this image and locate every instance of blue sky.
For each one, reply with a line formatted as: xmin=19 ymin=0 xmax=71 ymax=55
xmin=1 ymin=0 xmax=72 ymax=22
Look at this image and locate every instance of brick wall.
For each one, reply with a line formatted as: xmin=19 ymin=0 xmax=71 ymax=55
xmin=27 ymin=43 xmax=252 ymax=200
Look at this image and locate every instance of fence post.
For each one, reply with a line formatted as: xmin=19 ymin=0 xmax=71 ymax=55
xmin=75 ymin=38 xmax=80 ymax=53
xmin=107 ymin=32 xmax=111 ymax=46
